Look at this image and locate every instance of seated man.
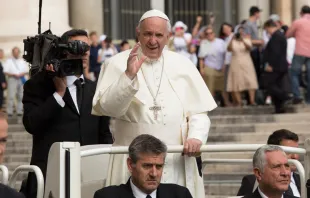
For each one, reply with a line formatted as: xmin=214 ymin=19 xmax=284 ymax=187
xmin=0 ymin=112 xmax=25 ymax=198
xmin=94 ymin=134 xmax=192 ymax=198
xmin=243 ymin=145 xmax=298 ymax=198
xmin=238 ymin=129 xmax=300 ymax=197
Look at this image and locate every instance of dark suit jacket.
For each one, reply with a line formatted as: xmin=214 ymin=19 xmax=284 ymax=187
xmin=22 ymin=71 xmax=113 ymax=176
xmin=237 ymin=173 xmax=301 ymax=196
xmin=243 ymin=189 xmax=298 ymax=198
xmin=263 ymin=30 xmax=288 ymax=73
xmin=0 ymin=183 xmax=25 ymax=198
xmin=94 ymin=179 xmax=193 ymax=198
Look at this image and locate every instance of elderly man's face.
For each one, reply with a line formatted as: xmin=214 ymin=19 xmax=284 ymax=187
xmin=137 ymin=17 xmax=170 ymax=60
xmin=256 ymin=151 xmax=291 ymax=193
xmin=0 ymin=119 xmax=8 ymax=164
xmin=127 ymin=153 xmax=165 ymax=194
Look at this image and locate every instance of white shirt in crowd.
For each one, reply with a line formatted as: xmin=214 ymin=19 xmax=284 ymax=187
xmin=53 ymin=75 xmax=84 ymax=114
xmin=198 ymin=38 xmax=226 ymax=70
xmin=3 ymin=58 xmax=28 ymax=75
xmin=130 ymin=179 xmax=157 ymax=198
xmin=98 ymin=47 xmax=117 ymax=63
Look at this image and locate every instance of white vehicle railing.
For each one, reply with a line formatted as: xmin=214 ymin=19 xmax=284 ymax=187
xmin=0 ymin=165 xmax=9 ymax=185
xmin=44 ymin=141 xmax=309 ymax=198
xmin=202 ymin=159 xmax=305 ymax=198
xmin=9 ymin=165 xmax=44 ymax=198
xmin=80 ymin=144 xmax=306 ymax=157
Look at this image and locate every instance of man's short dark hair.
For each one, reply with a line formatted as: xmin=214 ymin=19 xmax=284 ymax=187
xmin=267 ymin=129 xmax=299 ymax=145
xmin=301 ymin=5 xmax=310 ymax=14
xmin=120 ymin=40 xmax=129 ymax=48
xmin=249 ymin=6 xmax=261 ymax=16
xmin=264 ymin=19 xmax=277 ymax=28
xmin=129 ymin=134 xmax=167 ymax=163
xmin=61 ymin=29 xmax=88 ymax=43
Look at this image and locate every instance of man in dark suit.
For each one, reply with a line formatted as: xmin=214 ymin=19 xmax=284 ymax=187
xmin=22 ymin=29 xmax=113 ymax=198
xmin=0 ymin=112 xmax=25 ymax=198
xmin=94 ymin=134 xmax=192 ymax=198
xmin=0 ymin=61 xmax=6 ymax=111
xmin=238 ymin=129 xmax=301 ymax=197
xmin=262 ymin=19 xmax=292 ymax=113
xmin=242 ymin=145 xmax=298 ymax=198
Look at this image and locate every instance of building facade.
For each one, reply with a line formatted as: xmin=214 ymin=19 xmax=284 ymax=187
xmin=0 ymin=0 xmax=310 ymax=55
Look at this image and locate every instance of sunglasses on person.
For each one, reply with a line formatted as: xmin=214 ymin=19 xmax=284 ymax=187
xmin=205 ymin=31 xmax=213 ymax=35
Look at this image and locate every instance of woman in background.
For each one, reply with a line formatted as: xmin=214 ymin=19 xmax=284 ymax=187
xmin=227 ymin=26 xmax=258 ymax=106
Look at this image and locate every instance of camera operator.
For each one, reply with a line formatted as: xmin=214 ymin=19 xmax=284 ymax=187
xmin=21 ymin=29 xmax=113 ymax=198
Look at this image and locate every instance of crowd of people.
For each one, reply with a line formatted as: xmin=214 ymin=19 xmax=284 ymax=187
xmin=0 ymin=5 xmax=308 ymax=198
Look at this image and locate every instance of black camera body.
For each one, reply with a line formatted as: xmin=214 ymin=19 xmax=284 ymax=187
xmin=23 ymin=29 xmax=89 ymax=78
xmin=235 ymin=32 xmax=241 ymax=40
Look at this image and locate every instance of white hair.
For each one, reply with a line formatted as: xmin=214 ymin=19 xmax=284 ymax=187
xmin=137 ymin=19 xmax=171 ymax=33
xmin=253 ymin=145 xmax=286 ymax=173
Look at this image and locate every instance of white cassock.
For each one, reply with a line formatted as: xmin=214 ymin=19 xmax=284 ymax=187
xmin=92 ymin=48 xmax=217 ymax=198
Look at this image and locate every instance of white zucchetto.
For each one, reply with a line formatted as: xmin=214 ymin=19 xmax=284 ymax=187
xmin=139 ymin=9 xmax=170 ymax=22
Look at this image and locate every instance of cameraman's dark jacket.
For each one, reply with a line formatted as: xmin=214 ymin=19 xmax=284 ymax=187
xmin=22 ymin=71 xmax=113 ymax=177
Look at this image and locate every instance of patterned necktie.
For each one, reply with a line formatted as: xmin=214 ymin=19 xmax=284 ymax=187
xmin=74 ymin=78 xmax=83 ymax=112
xmin=146 ymin=195 xmax=152 ymax=198
xmin=285 ymin=185 xmax=294 ymax=196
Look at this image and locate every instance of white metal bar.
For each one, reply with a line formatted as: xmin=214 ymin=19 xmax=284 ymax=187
xmin=0 ymin=165 xmax=9 ymax=185
xmin=80 ymin=144 xmax=306 ymax=157
xmin=202 ymin=159 xmax=306 ymax=198
xmin=8 ymin=165 xmax=44 ymax=198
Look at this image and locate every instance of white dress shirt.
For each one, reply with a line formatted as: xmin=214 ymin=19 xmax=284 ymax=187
xmin=3 ymin=58 xmax=28 ymax=75
xmin=130 ymin=179 xmax=157 ymax=198
xmin=290 ymin=173 xmax=301 ymax=197
xmin=53 ymin=75 xmax=84 ymax=114
xmin=258 ymin=187 xmax=283 ymax=198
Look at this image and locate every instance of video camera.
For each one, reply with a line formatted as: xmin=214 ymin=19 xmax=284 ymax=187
xmin=22 ymin=0 xmax=89 ymax=78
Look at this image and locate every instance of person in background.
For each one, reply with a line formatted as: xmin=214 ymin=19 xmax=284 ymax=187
xmin=263 ymin=20 xmax=292 ymax=114
xmin=97 ymin=36 xmax=118 ymax=65
xmin=168 ymin=21 xmax=192 ymax=58
xmin=219 ymin=22 xmax=234 ymax=104
xmin=199 ymin=26 xmax=232 ymax=107
xmin=89 ymin=31 xmax=102 ymax=81
xmin=227 ymin=26 xmax=258 ymax=106
xmin=0 ymin=49 xmax=6 ymax=65
xmin=0 ymin=61 xmax=6 ymax=111
xmin=188 ymin=44 xmax=198 ymax=66
xmin=4 ymin=47 xmax=28 ymax=117
xmin=286 ymin=5 xmax=310 ymax=104
xmin=243 ymin=6 xmax=265 ymax=80
xmin=120 ymin=40 xmax=131 ymax=52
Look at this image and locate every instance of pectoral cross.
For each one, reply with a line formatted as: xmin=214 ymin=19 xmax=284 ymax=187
xmin=149 ymin=101 xmax=161 ymax=120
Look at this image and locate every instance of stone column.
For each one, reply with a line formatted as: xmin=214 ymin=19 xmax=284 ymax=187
xmin=69 ymin=0 xmax=103 ymax=35
xmin=273 ymin=0 xmax=292 ymax=25
xmin=0 ymin=0 xmax=71 ymax=55
xmin=294 ymin=0 xmax=310 ymax=19
xmin=238 ymin=0 xmax=270 ymax=23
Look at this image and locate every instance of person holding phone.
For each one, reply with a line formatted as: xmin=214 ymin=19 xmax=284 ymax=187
xmin=226 ymin=26 xmax=258 ymax=106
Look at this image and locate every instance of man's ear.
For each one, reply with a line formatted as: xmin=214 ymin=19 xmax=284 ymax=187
xmin=253 ymin=168 xmax=262 ymax=181
xmin=127 ymin=157 xmax=133 ymax=173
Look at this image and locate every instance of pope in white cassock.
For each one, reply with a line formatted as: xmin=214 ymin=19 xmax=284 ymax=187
xmin=92 ymin=9 xmax=217 ymax=197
